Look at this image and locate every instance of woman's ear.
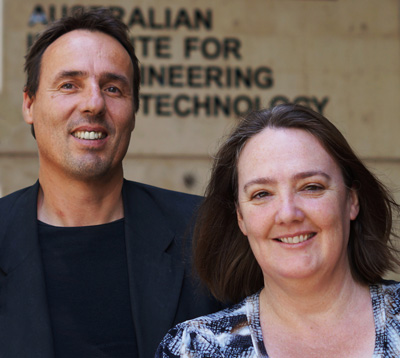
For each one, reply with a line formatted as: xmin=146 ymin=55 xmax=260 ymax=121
xmin=236 ymin=205 xmax=247 ymax=236
xmin=349 ymin=188 xmax=360 ymax=221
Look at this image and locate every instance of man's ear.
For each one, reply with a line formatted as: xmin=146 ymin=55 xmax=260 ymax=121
xmin=22 ymin=91 xmax=34 ymax=125
xmin=130 ymin=114 xmax=135 ymax=132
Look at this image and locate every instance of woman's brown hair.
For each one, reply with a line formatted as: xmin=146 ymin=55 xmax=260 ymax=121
xmin=194 ymin=104 xmax=400 ymax=303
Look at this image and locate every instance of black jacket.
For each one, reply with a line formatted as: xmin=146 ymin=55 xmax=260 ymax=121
xmin=0 ymin=180 xmax=221 ymax=358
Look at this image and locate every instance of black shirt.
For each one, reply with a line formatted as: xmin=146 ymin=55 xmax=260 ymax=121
xmin=38 ymin=219 xmax=138 ymax=358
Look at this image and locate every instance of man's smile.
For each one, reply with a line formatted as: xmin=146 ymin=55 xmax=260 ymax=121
xmin=72 ymin=130 xmax=107 ymax=140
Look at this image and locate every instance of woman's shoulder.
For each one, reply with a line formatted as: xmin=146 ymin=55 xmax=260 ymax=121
xmin=371 ymin=280 xmax=400 ymax=310
xmin=370 ymin=280 xmax=400 ymax=354
xmin=156 ymin=293 xmax=260 ymax=357
xmin=372 ymin=281 xmax=400 ymax=325
xmin=377 ymin=279 xmax=400 ymax=302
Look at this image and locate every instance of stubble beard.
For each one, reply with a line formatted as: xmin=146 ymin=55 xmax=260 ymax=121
xmin=63 ymin=148 xmax=117 ymax=181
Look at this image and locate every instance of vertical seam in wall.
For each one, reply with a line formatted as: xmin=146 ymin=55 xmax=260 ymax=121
xmin=0 ymin=0 xmax=4 ymax=197
xmin=0 ymin=0 xmax=3 ymax=94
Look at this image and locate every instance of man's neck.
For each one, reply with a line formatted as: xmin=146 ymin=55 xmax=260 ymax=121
xmin=37 ymin=170 xmax=124 ymax=227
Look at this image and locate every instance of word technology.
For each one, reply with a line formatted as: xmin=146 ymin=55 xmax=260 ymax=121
xmin=140 ymin=94 xmax=329 ymax=117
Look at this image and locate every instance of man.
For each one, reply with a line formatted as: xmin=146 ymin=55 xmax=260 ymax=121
xmin=0 ymin=8 xmax=221 ymax=358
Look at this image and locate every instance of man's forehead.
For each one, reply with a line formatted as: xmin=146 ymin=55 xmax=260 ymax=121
xmin=43 ymin=29 xmax=129 ymax=62
xmin=40 ymin=29 xmax=133 ymax=79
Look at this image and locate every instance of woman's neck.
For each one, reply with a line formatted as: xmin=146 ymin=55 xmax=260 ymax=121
xmin=260 ymin=269 xmax=369 ymax=324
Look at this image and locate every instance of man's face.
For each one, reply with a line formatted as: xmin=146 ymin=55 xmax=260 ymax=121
xmin=23 ymin=29 xmax=135 ymax=181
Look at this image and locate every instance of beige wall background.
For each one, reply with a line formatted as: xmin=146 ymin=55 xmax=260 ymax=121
xmin=1 ymin=0 xmax=400 ymax=197
xmin=1 ymin=0 xmax=400 ymax=209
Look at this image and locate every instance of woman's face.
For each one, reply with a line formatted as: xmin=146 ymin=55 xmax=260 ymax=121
xmin=236 ymin=127 xmax=359 ymax=283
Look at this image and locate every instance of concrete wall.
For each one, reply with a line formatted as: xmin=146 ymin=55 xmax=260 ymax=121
xmin=1 ymin=0 xmax=400 ymax=202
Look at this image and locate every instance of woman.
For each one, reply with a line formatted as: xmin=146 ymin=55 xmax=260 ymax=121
xmin=156 ymin=104 xmax=400 ymax=357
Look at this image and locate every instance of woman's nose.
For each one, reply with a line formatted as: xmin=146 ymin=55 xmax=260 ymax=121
xmin=275 ymin=194 xmax=305 ymax=225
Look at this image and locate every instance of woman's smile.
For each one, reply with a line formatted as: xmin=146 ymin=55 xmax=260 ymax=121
xmin=274 ymin=232 xmax=316 ymax=244
xmin=236 ymin=127 xmax=359 ymax=281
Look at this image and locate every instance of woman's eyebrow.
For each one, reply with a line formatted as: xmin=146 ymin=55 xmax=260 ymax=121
xmin=242 ymin=171 xmax=332 ymax=193
xmin=293 ymin=170 xmax=331 ymax=181
xmin=243 ymin=177 xmax=276 ymax=193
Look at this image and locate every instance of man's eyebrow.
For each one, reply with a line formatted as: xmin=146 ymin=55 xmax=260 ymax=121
xmin=242 ymin=171 xmax=331 ymax=193
xmin=101 ymin=72 xmax=131 ymax=87
xmin=52 ymin=70 xmax=87 ymax=84
xmin=51 ymin=71 xmax=130 ymax=87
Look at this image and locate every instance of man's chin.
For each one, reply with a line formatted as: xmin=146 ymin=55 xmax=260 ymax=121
xmin=65 ymin=160 xmax=114 ymax=181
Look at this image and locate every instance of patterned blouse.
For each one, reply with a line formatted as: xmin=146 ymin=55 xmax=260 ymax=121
xmin=156 ymin=281 xmax=400 ymax=357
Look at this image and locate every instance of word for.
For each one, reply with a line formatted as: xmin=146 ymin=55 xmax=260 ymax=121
xmin=184 ymin=37 xmax=241 ymax=59
xmin=28 ymin=5 xmax=212 ymax=30
xmin=140 ymin=65 xmax=273 ymax=89
xmin=130 ymin=36 xmax=241 ymax=59
xmin=140 ymin=94 xmax=329 ymax=117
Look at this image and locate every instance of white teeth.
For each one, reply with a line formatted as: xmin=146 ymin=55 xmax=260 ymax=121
xmin=73 ymin=131 xmax=106 ymax=140
xmin=279 ymin=234 xmax=313 ymax=244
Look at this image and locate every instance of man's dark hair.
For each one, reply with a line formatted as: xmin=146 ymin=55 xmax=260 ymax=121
xmin=194 ymin=104 xmax=400 ymax=303
xmin=24 ymin=7 xmax=140 ymax=138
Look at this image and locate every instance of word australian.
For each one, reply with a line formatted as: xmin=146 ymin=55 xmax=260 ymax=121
xmin=28 ymin=4 xmax=212 ymax=30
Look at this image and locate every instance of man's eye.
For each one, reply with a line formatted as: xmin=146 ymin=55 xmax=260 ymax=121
xmin=60 ymin=83 xmax=74 ymax=89
xmin=105 ymin=86 xmax=120 ymax=93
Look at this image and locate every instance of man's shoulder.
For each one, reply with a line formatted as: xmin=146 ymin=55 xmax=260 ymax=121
xmin=0 ymin=183 xmax=38 ymax=234
xmin=123 ymin=180 xmax=203 ymax=234
xmin=123 ymin=180 xmax=202 ymax=209
xmin=0 ymin=184 xmax=37 ymax=208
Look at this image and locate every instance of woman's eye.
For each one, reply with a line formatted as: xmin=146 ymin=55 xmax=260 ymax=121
xmin=304 ymin=184 xmax=324 ymax=191
xmin=253 ymin=191 xmax=271 ymax=199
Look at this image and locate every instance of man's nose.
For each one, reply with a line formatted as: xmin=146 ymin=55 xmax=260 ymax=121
xmin=275 ymin=193 xmax=305 ymax=225
xmin=80 ymin=84 xmax=106 ymax=116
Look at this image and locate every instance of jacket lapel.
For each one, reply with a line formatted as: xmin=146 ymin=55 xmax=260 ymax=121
xmin=0 ymin=180 xmax=188 ymax=357
xmin=0 ymin=182 xmax=54 ymax=358
xmin=122 ymin=181 xmax=185 ymax=357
